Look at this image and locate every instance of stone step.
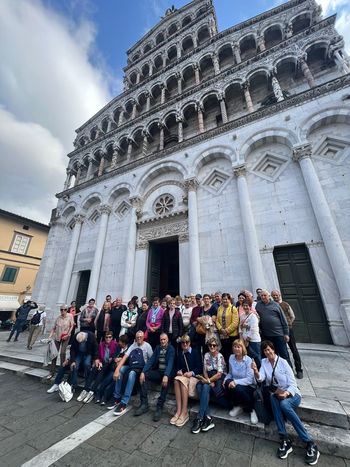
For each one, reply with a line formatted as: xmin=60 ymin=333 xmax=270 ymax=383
xmin=0 ymin=351 xmax=44 ymax=369
xmin=0 ymin=361 xmax=31 ymax=374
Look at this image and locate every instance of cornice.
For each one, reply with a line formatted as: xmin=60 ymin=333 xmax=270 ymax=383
xmin=57 ymin=73 xmax=350 ymax=199
xmin=69 ymin=15 xmax=337 ymax=158
xmin=74 ymin=0 xmax=318 ymax=136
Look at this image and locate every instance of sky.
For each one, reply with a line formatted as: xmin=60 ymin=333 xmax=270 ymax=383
xmin=0 ymin=0 xmax=349 ymax=224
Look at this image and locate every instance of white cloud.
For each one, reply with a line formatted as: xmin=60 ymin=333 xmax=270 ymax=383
xmin=0 ymin=0 xmax=114 ymax=223
xmin=336 ymin=10 xmax=350 ymax=54
xmin=318 ymin=0 xmax=348 ymax=14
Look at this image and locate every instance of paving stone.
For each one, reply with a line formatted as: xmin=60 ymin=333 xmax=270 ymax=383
xmin=189 ymin=447 xmax=223 ymax=467
xmin=170 ymin=422 xmax=202 ymax=450
xmin=250 ymin=437 xmax=283 ymax=467
xmin=139 ymin=423 xmax=177 ymax=456
xmin=57 ymin=442 xmax=106 ymax=467
xmin=0 ymin=443 xmax=39 ymax=467
xmin=224 ymin=426 xmax=255 ymax=455
xmin=217 ymin=447 xmax=251 ymax=466
xmin=105 ymin=421 xmax=155 ymax=454
xmin=120 ymin=450 xmax=161 ymax=467
xmin=300 ymin=396 xmax=349 ymax=429
xmin=198 ymin=420 xmax=228 ymax=453
xmin=160 ymin=446 xmax=194 ymax=466
xmin=288 ymin=446 xmax=347 ymax=467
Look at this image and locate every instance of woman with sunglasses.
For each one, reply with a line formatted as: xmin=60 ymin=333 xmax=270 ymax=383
xmin=171 ymin=335 xmax=202 ymax=427
xmin=251 ymin=341 xmax=320 ymax=464
xmin=47 ymin=305 xmax=74 ymax=379
xmin=191 ymin=337 xmax=227 ymax=434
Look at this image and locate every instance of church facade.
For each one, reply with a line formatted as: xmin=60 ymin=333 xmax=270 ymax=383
xmin=33 ymin=0 xmax=350 ymax=346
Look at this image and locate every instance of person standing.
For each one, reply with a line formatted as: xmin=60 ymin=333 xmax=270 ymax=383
xmin=120 ymin=301 xmax=138 ymax=343
xmin=95 ymin=302 xmax=112 ymax=343
xmin=79 ymin=298 xmax=98 ymax=333
xmin=161 ymin=298 xmax=183 ymax=351
xmin=47 ymin=305 xmax=74 ymax=378
xmin=146 ymin=297 xmax=165 ymax=349
xmin=7 ymin=300 xmax=38 ymax=342
xmin=216 ymin=293 xmax=239 ymax=364
xmin=256 ymin=290 xmax=292 ymax=367
xmin=27 ymin=305 xmax=46 ymax=350
xmin=110 ymin=297 xmax=127 ymax=340
xmin=271 ymin=290 xmax=303 ymax=379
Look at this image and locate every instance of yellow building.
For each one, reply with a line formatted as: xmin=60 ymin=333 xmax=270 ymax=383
xmin=0 ymin=209 xmax=49 ymax=320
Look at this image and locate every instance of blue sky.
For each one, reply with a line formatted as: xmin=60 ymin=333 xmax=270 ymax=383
xmin=0 ymin=0 xmax=349 ymax=222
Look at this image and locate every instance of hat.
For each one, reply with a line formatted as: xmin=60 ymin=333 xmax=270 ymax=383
xmin=195 ymin=294 xmax=202 ymax=299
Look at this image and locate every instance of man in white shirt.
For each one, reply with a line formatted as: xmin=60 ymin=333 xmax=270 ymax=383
xmin=27 ymin=306 xmax=46 ymax=350
xmin=110 ymin=330 xmax=153 ymax=415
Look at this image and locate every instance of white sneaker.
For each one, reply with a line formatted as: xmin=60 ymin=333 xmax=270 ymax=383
xmin=250 ymin=409 xmax=258 ymax=425
xmin=229 ymin=406 xmax=244 ymax=418
xmin=77 ymin=389 xmax=88 ymax=402
xmin=83 ymin=391 xmax=94 ymax=404
xmin=47 ymin=384 xmax=59 ymax=393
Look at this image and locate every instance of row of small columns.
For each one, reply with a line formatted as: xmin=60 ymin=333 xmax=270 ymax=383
xmin=57 ymin=147 xmax=350 ymax=342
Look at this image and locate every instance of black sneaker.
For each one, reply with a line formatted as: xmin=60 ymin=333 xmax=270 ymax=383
xmin=113 ymin=402 xmax=127 ymax=416
xmin=277 ymin=438 xmax=293 ymax=459
xmin=201 ymin=416 xmax=215 ymax=432
xmin=296 ymin=370 xmax=304 ymax=379
xmin=134 ymin=404 xmax=149 ymax=416
xmin=153 ymin=407 xmax=162 ymax=422
xmin=191 ymin=418 xmax=203 ymax=434
xmin=305 ymin=442 xmax=320 ymax=465
xmin=107 ymin=399 xmax=120 ymax=410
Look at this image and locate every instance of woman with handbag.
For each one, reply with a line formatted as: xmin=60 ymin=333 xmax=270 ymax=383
xmin=239 ymin=300 xmax=261 ymax=367
xmin=171 ymin=335 xmax=202 ymax=427
xmin=216 ymin=293 xmax=239 ymax=364
xmin=191 ymin=337 xmax=227 ymax=434
xmin=251 ymin=341 xmax=320 ymax=464
xmin=224 ymin=339 xmax=258 ymax=425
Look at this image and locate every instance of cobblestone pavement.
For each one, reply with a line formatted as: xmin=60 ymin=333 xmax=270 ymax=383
xmin=0 ymin=373 xmax=348 ymax=467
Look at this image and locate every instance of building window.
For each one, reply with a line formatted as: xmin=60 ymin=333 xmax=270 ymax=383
xmin=11 ymin=233 xmax=31 ymax=254
xmin=1 ymin=266 xmax=19 ymax=283
xmin=154 ymin=194 xmax=175 ymax=215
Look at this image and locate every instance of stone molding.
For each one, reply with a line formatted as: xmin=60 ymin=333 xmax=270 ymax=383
xmin=73 ymin=214 xmax=85 ymax=224
xmin=184 ymin=178 xmax=199 ymax=192
xmin=233 ymin=165 xmax=247 ymax=178
xmin=73 ymin=11 xmax=334 ymax=139
xmin=57 ymin=73 xmax=350 ymax=200
xmin=136 ymin=212 xmax=188 ymax=248
xmin=292 ymin=143 xmax=313 ymax=162
xmin=98 ymin=204 xmax=112 ymax=215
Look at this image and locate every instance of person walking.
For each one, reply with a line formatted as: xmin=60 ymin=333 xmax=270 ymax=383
xmin=7 ymin=300 xmax=38 ymax=342
xmin=27 ymin=305 xmax=46 ymax=350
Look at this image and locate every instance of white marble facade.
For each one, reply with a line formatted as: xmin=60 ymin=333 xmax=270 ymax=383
xmin=33 ymin=0 xmax=350 ymax=345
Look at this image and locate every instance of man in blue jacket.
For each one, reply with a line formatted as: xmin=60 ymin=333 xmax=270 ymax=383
xmin=7 ymin=300 xmax=38 ymax=342
xmin=135 ymin=333 xmax=175 ymax=421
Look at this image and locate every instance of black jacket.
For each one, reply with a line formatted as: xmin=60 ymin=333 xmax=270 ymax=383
xmin=162 ymin=309 xmax=183 ymax=339
xmin=70 ymin=331 xmax=98 ymax=362
xmin=110 ymin=305 xmax=127 ymax=337
xmin=177 ymin=348 xmax=202 ymax=375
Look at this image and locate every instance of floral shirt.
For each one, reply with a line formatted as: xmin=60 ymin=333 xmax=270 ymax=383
xmin=203 ymin=352 xmax=227 ymax=374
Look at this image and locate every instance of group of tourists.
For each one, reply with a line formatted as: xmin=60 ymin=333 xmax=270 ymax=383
xmin=43 ymin=288 xmax=319 ymax=465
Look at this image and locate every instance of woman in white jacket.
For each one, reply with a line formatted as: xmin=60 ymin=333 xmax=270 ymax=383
xmin=120 ymin=301 xmax=138 ymax=343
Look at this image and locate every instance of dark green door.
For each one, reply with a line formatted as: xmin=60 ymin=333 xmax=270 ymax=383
xmin=273 ymin=244 xmax=332 ymax=344
xmin=147 ymin=243 xmax=161 ymax=300
xmin=147 ymin=240 xmax=179 ymax=299
xmin=75 ymin=270 xmax=91 ymax=309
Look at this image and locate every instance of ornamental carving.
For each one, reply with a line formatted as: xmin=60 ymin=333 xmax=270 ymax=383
xmin=154 ymin=194 xmax=175 ymax=215
xmin=137 ymin=217 xmax=188 ymax=248
xmin=292 ymin=143 xmax=312 ymax=162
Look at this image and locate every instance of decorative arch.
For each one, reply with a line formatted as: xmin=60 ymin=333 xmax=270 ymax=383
xmin=108 ymin=183 xmax=133 ymax=205
xmin=299 ymin=107 xmax=350 ymax=141
xmin=81 ymin=193 xmax=103 ymax=212
xmin=61 ymin=203 xmax=77 ymax=219
xmin=136 ymin=160 xmax=188 ymax=195
xmin=245 ymin=67 xmax=270 ymax=82
xmin=200 ymin=90 xmax=220 ymax=107
xmin=192 ymin=146 xmax=236 ymax=175
xmin=240 ymin=128 xmax=299 ymax=161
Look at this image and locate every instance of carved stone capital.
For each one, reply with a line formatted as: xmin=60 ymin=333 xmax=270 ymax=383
xmin=292 ymin=143 xmax=312 ymax=162
xmin=242 ymin=81 xmax=250 ymax=91
xmin=129 ymin=196 xmax=143 ymax=218
xmin=73 ymin=214 xmax=85 ymax=224
xmin=136 ymin=240 xmax=149 ymax=250
xmin=175 ymin=113 xmax=184 ymax=123
xmin=233 ymin=165 xmax=247 ymax=178
xmin=178 ymin=233 xmax=189 ymax=243
xmin=99 ymin=204 xmax=112 ymax=215
xmin=184 ymin=178 xmax=199 ymax=192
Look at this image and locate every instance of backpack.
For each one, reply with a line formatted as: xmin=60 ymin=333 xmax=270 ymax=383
xmin=58 ymin=382 xmax=73 ymax=402
xmin=128 ymin=347 xmax=145 ymax=369
xmin=30 ymin=311 xmax=43 ymax=325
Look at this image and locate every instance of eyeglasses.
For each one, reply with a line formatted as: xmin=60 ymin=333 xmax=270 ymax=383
xmin=105 ymin=336 xmax=113 ymax=339
xmin=182 ymin=341 xmax=190 ymax=345
xmin=208 ymin=344 xmax=217 ymax=348
xmin=60 ymin=308 xmax=67 ymax=311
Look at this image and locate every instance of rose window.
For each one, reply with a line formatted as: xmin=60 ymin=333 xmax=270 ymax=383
xmin=154 ymin=194 xmax=175 ymax=215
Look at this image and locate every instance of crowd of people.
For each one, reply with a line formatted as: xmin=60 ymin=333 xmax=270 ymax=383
xmin=40 ymin=288 xmax=319 ymax=465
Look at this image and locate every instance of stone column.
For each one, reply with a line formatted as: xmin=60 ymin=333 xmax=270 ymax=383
xmin=163 ymin=55 xmax=167 ymax=68
xmin=107 ymin=117 xmax=113 ymax=132
xmin=86 ymin=157 xmax=94 ymax=180
xmin=146 ymin=92 xmax=151 ymax=112
xmin=64 ymin=169 xmax=73 ymax=190
xmin=299 ymin=55 xmax=316 ymax=88
xmin=122 ymin=197 xmax=142 ymax=301
xmin=234 ymin=165 xmax=266 ymax=290
xmin=86 ymin=204 xmax=111 ymax=300
xmin=111 ymin=147 xmax=119 ymax=169
xmin=218 ymin=93 xmax=228 ymax=123
xmin=257 ymin=36 xmax=266 ymax=52
xmin=176 ymin=114 xmax=184 ymax=142
xmin=293 ymin=144 xmax=350 ymax=340
xmin=74 ymin=163 xmax=82 ymax=186
xmin=233 ymin=44 xmax=241 ymax=64
xmin=212 ymin=52 xmax=220 ymax=75
xmin=160 ymin=84 xmax=166 ymax=104
xmin=193 ymin=36 xmax=198 ymax=48
xmin=333 ymin=49 xmax=350 ymax=74
xmin=177 ymin=42 xmax=182 ymax=59
xmin=98 ymin=153 xmax=105 ymax=177
xmin=132 ymin=102 xmax=138 ymax=119
xmin=242 ymin=81 xmax=254 ymax=113
xmin=159 ymin=124 xmax=165 ymax=151
xmin=193 ymin=64 xmax=200 ymax=85
xmin=57 ymin=214 xmax=85 ymax=304
xmin=149 ymin=64 xmax=153 ymax=76
xmin=136 ymin=72 xmax=141 ymax=84
xmin=118 ymin=110 xmax=124 ymax=126
xmin=127 ymin=139 xmax=133 ymax=160
xmin=176 ymin=72 xmax=182 ymax=94
xmin=185 ymin=179 xmax=201 ymax=293
xmin=196 ymin=103 xmax=205 ymax=133
xmin=142 ymin=130 xmax=149 ymax=156
xmin=271 ymin=71 xmax=284 ymax=102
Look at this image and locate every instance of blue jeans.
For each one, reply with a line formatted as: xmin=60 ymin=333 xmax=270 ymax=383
xmin=270 ymin=393 xmax=312 ymax=442
xmin=248 ymin=341 xmax=261 ymax=368
xmin=70 ymin=354 xmax=92 ymax=388
xmin=197 ymin=383 xmax=211 ymax=418
xmin=8 ymin=318 xmax=26 ymax=340
xmin=114 ymin=365 xmax=137 ymax=405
